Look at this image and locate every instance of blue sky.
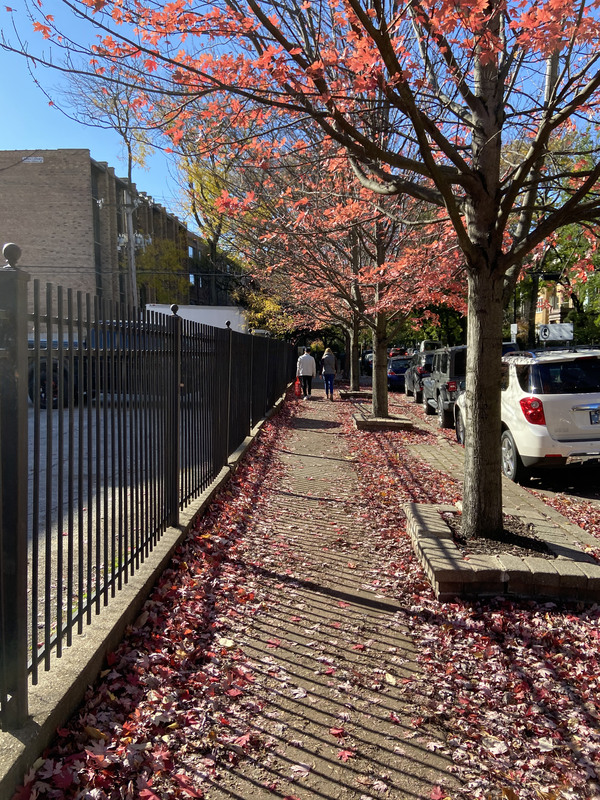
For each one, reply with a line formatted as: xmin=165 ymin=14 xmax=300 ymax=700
xmin=0 ymin=2 xmax=186 ymax=220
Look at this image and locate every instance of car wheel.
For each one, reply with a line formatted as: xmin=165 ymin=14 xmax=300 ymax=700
xmin=501 ymin=430 xmax=528 ymax=482
xmin=414 ymin=388 xmax=422 ymax=404
xmin=423 ymin=392 xmax=435 ymax=415
xmin=437 ymin=396 xmax=453 ymax=428
xmin=29 ymin=363 xmax=70 ymax=409
xmin=455 ymin=408 xmax=465 ymax=445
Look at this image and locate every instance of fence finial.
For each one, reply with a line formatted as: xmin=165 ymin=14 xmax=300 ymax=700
xmin=2 ymin=243 xmax=21 ymax=269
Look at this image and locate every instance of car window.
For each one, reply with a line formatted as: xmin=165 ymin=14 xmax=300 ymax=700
xmin=390 ymin=358 xmax=410 ymax=370
xmin=531 ymin=357 xmax=600 ymax=394
xmin=516 ymin=365 xmax=531 ymax=392
xmin=453 ymin=349 xmax=467 ymax=375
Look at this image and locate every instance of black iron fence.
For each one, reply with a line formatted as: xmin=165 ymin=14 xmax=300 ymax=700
xmin=0 ymin=264 xmax=295 ymax=729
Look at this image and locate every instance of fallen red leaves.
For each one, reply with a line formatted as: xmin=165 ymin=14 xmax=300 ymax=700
xmin=343 ymin=392 xmax=600 ymax=799
xmin=12 ymin=389 xmax=600 ymax=800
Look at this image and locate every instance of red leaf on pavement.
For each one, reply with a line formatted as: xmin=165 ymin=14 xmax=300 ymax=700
xmin=173 ymin=773 xmax=204 ymax=797
xmin=351 ymin=643 xmax=365 ymax=651
xmin=140 ymin=790 xmax=161 ymax=800
xmin=267 ymin=638 xmax=281 ymax=648
xmin=53 ymin=768 xmax=74 ymax=789
xmin=226 ymin=688 xmax=244 ymax=697
xmin=234 ymin=732 xmax=252 ymax=747
xmin=337 ymin=749 xmax=356 ymax=762
xmin=329 ymin=727 xmax=345 ymax=737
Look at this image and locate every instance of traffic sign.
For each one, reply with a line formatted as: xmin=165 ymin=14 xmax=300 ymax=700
xmin=537 ymin=323 xmax=573 ymax=341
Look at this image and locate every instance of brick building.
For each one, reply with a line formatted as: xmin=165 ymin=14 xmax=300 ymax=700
xmin=0 ymin=148 xmax=204 ymax=308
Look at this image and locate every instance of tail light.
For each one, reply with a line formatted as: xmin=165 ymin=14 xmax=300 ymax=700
xmin=416 ymin=366 xmax=429 ymax=376
xmin=446 ymin=380 xmax=458 ymax=392
xmin=519 ymin=396 xmax=546 ymax=425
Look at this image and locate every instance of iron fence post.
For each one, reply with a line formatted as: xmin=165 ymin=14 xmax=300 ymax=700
xmin=0 ymin=244 xmax=29 ymax=728
xmin=168 ymin=308 xmax=181 ymax=528
xmin=226 ymin=321 xmax=232 ymax=456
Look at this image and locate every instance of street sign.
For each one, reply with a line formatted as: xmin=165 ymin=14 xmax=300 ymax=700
xmin=537 ymin=323 xmax=573 ymax=341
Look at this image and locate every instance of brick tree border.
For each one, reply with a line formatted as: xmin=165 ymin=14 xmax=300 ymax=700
xmin=404 ymin=503 xmax=600 ymax=603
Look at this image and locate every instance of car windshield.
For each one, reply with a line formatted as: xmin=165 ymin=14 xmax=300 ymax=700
xmin=390 ymin=358 xmax=410 ymax=370
xmin=527 ymin=356 xmax=600 ymax=394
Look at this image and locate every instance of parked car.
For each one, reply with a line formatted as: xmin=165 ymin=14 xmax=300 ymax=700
xmin=361 ymin=350 xmax=373 ymax=375
xmin=405 ymin=351 xmax=434 ymax=403
xmin=502 ymin=341 xmax=520 ymax=355
xmin=419 ymin=339 xmax=441 ymax=352
xmin=454 ymin=348 xmax=600 ymax=482
xmin=422 ymin=345 xmax=467 ymax=428
xmin=387 ymin=356 xmax=411 ymax=391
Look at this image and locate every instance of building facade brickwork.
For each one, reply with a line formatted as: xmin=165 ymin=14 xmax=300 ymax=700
xmin=0 ymin=149 xmax=202 ymax=309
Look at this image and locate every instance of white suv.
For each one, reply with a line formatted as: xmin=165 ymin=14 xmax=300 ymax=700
xmin=454 ymin=348 xmax=600 ymax=481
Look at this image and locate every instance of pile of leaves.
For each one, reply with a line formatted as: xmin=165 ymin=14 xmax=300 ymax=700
xmin=340 ymin=392 xmax=600 ymax=800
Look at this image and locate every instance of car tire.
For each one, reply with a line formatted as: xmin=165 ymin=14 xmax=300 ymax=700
xmin=437 ymin=396 xmax=453 ymax=428
xmin=455 ymin=408 xmax=465 ymax=445
xmin=414 ymin=388 xmax=422 ymax=404
xmin=423 ymin=392 xmax=435 ymax=415
xmin=29 ymin=363 xmax=70 ymax=409
xmin=501 ymin=429 xmax=528 ymax=482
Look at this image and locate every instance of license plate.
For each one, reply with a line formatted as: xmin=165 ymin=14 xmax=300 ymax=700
xmin=591 ymin=409 xmax=600 ymax=425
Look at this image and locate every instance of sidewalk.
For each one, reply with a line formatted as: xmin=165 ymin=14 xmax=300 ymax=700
xmin=202 ymin=390 xmax=460 ymax=799
xmin=11 ymin=382 xmax=600 ymax=799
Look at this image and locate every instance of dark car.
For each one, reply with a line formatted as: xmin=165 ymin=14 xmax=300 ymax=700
xmin=404 ymin=351 xmax=434 ymax=403
xmin=422 ymin=345 xmax=467 ymax=428
xmin=360 ymin=349 xmax=373 ymax=375
xmin=387 ymin=356 xmax=411 ymax=391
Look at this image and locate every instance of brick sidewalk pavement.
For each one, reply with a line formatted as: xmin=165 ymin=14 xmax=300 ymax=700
xmin=204 ymin=392 xmax=460 ymax=799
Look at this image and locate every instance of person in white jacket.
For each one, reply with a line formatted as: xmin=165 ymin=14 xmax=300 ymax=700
xmin=296 ymin=347 xmax=317 ymax=399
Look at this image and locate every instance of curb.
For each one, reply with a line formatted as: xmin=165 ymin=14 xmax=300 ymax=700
xmin=405 ymin=502 xmax=600 ymax=603
xmin=353 ymin=412 xmax=413 ymax=431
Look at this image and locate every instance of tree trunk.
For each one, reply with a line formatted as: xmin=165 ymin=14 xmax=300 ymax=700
xmin=349 ymin=315 xmax=360 ymax=391
xmin=461 ymin=270 xmax=504 ymax=538
xmin=371 ymin=312 xmax=389 ymax=418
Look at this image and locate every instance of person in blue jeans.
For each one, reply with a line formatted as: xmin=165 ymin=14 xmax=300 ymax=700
xmin=321 ymin=347 xmax=338 ymax=400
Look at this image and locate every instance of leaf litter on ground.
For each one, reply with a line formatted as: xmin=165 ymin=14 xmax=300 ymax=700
xmin=12 ymin=388 xmax=600 ymax=800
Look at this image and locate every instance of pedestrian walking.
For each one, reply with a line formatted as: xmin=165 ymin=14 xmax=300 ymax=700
xmin=321 ymin=347 xmax=338 ymax=400
xmin=297 ymin=347 xmax=316 ymax=399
